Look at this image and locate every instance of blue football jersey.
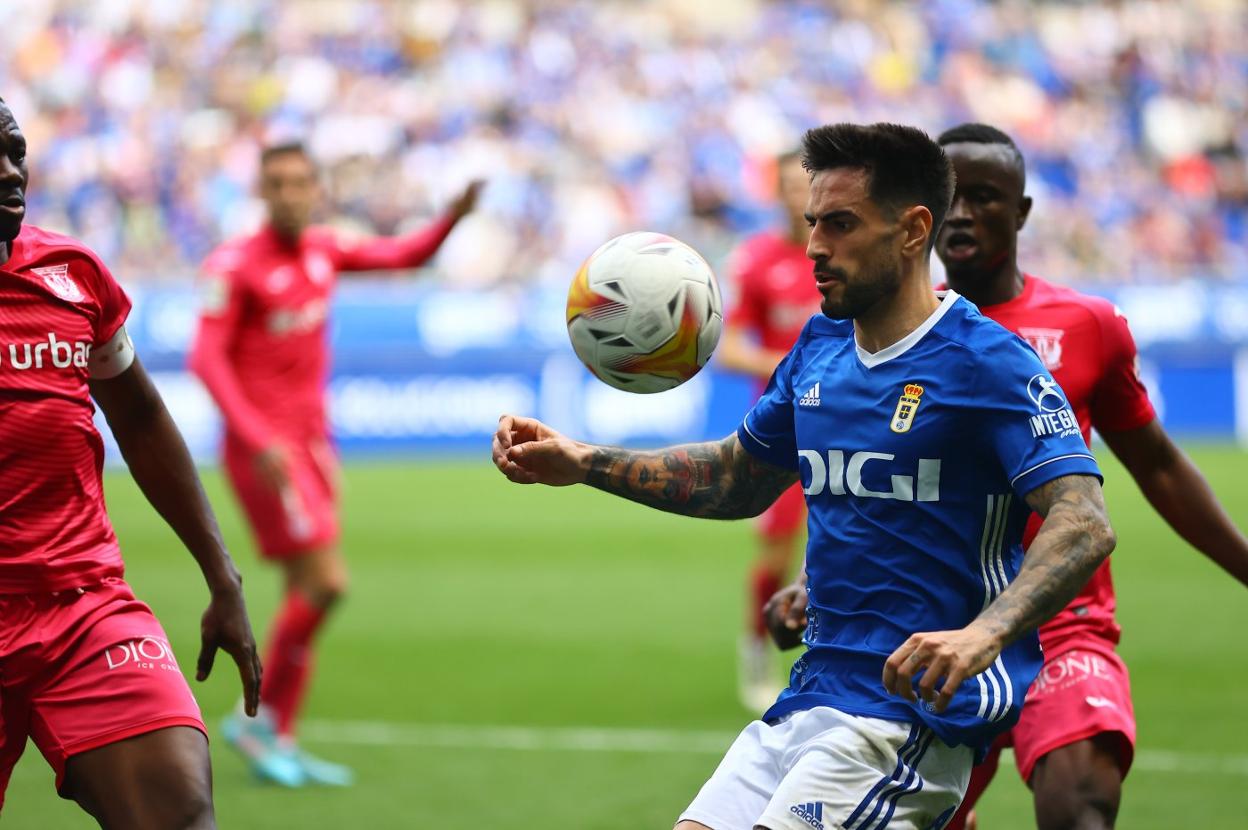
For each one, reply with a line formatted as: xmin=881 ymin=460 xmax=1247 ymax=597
xmin=737 ymin=291 xmax=1102 ymax=751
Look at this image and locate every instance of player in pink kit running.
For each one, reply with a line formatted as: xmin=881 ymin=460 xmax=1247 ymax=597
xmin=189 ymin=141 xmax=481 ymax=787
xmin=768 ymin=123 xmax=1248 ymax=829
xmin=0 ymin=100 xmax=260 ymax=827
xmin=718 ymin=150 xmax=823 ymax=712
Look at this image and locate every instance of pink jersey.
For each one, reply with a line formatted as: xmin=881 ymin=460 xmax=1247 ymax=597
xmin=976 ymin=274 xmax=1156 ymax=652
xmin=726 ymin=232 xmax=821 ymax=354
xmin=0 ymin=225 xmax=131 ymax=592
xmin=189 ymin=217 xmax=456 ymax=451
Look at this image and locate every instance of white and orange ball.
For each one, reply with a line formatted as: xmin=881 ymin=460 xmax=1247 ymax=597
xmin=566 ymin=232 xmax=723 ymax=393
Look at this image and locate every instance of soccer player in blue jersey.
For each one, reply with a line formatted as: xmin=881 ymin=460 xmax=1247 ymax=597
xmin=492 ymin=122 xmax=1116 ymax=830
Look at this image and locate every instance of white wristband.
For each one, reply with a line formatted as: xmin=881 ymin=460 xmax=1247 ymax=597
xmin=89 ymin=325 xmax=136 ymax=379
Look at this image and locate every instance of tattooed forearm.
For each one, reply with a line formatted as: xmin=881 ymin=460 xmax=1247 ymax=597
xmin=583 ymin=434 xmax=798 ymax=519
xmin=975 ymin=474 xmax=1116 ymax=647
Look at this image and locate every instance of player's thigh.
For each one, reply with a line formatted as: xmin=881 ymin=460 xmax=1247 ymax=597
xmin=223 ymin=439 xmax=340 ymax=561
xmin=1030 ymin=734 xmax=1124 ymax=830
xmin=759 ymin=712 xmax=969 ymax=830
xmin=0 ymin=683 xmax=33 ymax=812
xmin=943 ymin=733 xmax=1008 ymax=830
xmin=678 ymin=719 xmax=786 ymax=830
xmin=63 ymin=725 xmax=213 ymax=830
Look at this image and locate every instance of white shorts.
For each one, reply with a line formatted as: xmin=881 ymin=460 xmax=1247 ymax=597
xmin=679 ymin=706 xmax=972 ymax=830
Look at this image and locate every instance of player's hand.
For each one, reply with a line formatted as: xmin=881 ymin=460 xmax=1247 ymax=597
xmin=197 ymin=580 xmax=262 ymax=717
xmin=763 ymin=581 xmax=808 ymax=650
xmin=882 ymin=623 xmax=1003 ymax=714
xmin=492 ymin=414 xmax=590 ymax=486
xmin=253 ymin=443 xmax=291 ymax=494
xmin=449 ymin=179 xmax=485 ymax=220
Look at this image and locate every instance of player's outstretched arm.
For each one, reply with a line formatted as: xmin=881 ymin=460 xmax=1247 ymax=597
xmin=336 ymin=179 xmax=485 ymax=273
xmin=492 ymin=414 xmax=798 ymax=519
xmin=884 ymin=473 xmax=1115 ymax=712
xmin=1103 ymin=419 xmax=1248 ymax=588
xmin=91 ymin=353 xmax=262 ymax=716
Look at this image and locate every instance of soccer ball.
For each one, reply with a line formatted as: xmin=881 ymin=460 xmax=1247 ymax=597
xmin=566 ymin=232 xmax=723 ymax=393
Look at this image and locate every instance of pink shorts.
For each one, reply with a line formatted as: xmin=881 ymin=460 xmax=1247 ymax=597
xmin=1008 ymin=642 xmax=1136 ymax=782
xmin=224 ymin=435 xmax=340 ymax=559
xmin=0 ymin=578 xmax=206 ymax=807
xmin=758 ymin=482 xmax=806 ymax=540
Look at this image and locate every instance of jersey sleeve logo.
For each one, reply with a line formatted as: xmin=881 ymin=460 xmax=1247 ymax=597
xmin=890 ymin=383 xmax=923 ymax=433
xmin=32 ymin=264 xmax=86 ymax=303
xmin=1027 ymin=373 xmax=1067 ymax=413
xmin=1027 ymin=373 xmax=1080 ymax=438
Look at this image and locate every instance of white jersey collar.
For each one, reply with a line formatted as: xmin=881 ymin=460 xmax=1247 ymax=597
xmin=855 ymin=289 xmax=959 ymax=369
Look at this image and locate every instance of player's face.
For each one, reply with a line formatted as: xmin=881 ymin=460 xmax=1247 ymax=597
xmin=259 ymin=152 xmax=319 ymax=238
xmin=804 ymin=167 xmax=905 ymax=320
xmin=936 ymin=142 xmax=1031 ymax=281
xmin=777 ymin=155 xmax=810 ymax=236
xmin=0 ymin=104 xmax=30 ymax=243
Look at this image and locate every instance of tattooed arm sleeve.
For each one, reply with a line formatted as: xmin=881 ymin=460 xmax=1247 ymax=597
xmin=583 ymin=433 xmax=799 ymax=520
xmin=974 ymin=474 xmax=1117 ymax=647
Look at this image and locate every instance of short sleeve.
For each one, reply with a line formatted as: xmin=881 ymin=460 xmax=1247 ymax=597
xmin=1089 ymin=305 xmax=1156 ymax=434
xmin=83 ymin=256 xmax=132 ymax=346
xmin=736 ymin=332 xmax=802 ymax=469
xmin=975 ymin=337 xmax=1102 ymax=500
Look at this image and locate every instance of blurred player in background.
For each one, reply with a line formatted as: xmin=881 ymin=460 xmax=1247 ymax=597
xmin=718 ymin=150 xmax=823 ymax=713
xmin=494 ymin=123 xmax=1118 ymax=830
xmin=769 ymin=122 xmax=1248 ymax=830
xmin=189 ymin=141 xmax=482 ymax=787
xmin=0 ymin=99 xmax=260 ymax=827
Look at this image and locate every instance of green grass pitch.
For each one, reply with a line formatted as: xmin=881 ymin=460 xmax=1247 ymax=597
xmin=4 ymin=445 xmax=1246 ymax=828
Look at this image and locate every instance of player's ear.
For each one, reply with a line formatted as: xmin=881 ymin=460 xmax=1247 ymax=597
xmin=1017 ymin=195 xmax=1033 ymax=231
xmin=899 ymin=205 xmax=933 ymax=260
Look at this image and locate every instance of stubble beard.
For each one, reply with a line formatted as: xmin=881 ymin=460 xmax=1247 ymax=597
xmin=820 ymin=248 xmax=903 ymax=321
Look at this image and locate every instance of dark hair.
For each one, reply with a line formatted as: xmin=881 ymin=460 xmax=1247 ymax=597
xmin=259 ymin=141 xmax=312 ymax=168
xmin=937 ymin=122 xmax=1026 ymax=186
xmin=801 ymin=123 xmax=954 ymax=250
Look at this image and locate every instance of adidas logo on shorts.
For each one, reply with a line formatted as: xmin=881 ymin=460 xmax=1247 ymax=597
xmin=799 ymin=382 xmax=821 ymax=407
xmin=790 ymin=801 xmax=825 ymax=830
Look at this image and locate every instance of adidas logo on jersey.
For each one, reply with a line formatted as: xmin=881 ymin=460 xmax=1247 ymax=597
xmin=799 ymin=382 xmax=821 ymax=407
xmin=789 ymin=801 xmax=825 ymax=830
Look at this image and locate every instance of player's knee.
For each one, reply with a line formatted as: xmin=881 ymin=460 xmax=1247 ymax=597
xmin=1034 ymin=778 xmax=1119 ymax=830
xmin=290 ymin=557 xmax=348 ymax=608
xmin=312 ymin=571 xmax=348 ymax=607
xmin=166 ymin=786 xmax=216 ymax=830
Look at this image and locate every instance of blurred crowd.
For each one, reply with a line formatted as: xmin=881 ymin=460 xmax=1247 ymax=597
xmin=0 ymin=0 xmax=1244 ymax=285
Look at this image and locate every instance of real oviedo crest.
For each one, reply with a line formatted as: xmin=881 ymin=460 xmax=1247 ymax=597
xmin=891 ymin=384 xmax=924 ymax=433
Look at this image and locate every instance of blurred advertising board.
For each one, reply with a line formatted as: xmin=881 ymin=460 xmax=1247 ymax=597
xmin=102 ymin=280 xmax=1248 ymax=464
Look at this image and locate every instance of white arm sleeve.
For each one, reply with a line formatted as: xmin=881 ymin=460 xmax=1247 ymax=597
xmin=88 ymin=325 xmax=136 ymax=379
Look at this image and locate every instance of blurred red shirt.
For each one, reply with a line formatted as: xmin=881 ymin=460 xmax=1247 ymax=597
xmin=725 ymin=231 xmax=821 ymax=386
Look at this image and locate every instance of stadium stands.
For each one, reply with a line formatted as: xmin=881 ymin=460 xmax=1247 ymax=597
xmin=0 ymin=0 xmax=1243 ymax=284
